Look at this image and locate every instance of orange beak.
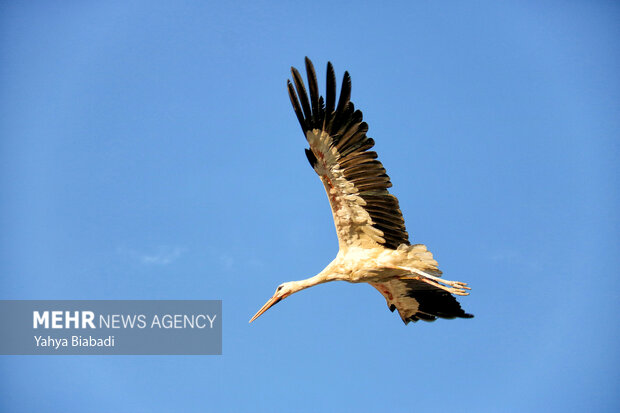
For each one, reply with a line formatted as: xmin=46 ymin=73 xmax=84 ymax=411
xmin=249 ymin=293 xmax=286 ymax=323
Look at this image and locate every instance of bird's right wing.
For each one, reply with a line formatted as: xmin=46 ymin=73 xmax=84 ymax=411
xmin=370 ymin=279 xmax=474 ymax=324
xmin=287 ymin=58 xmax=410 ymax=250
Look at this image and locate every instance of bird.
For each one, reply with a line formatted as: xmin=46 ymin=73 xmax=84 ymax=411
xmin=250 ymin=57 xmax=473 ymax=325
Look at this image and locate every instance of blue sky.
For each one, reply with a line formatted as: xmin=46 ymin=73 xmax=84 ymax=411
xmin=1 ymin=1 xmax=619 ymax=412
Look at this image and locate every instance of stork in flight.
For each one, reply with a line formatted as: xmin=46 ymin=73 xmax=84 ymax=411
xmin=250 ymin=58 xmax=473 ymax=324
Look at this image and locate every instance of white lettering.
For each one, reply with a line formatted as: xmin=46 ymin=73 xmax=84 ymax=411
xmin=82 ymin=311 xmax=95 ymax=329
xmin=71 ymin=335 xmax=115 ymax=347
xmin=150 ymin=314 xmax=217 ymax=328
xmin=33 ymin=335 xmax=67 ymax=349
xmin=33 ymin=311 xmax=49 ymax=329
xmin=65 ymin=311 xmax=80 ymax=328
xmin=51 ymin=311 xmax=63 ymax=328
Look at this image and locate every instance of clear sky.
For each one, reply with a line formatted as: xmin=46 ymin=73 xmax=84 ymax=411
xmin=1 ymin=1 xmax=619 ymax=412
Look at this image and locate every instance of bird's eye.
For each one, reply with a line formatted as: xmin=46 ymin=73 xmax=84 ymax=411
xmin=276 ymin=285 xmax=283 ymax=292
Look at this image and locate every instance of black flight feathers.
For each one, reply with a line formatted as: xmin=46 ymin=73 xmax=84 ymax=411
xmin=287 ymin=57 xmax=410 ymax=249
xmin=402 ymin=280 xmax=474 ymax=323
xmin=287 ymin=58 xmax=352 ymax=136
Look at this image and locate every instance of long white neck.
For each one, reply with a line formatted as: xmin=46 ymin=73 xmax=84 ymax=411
xmin=290 ymin=261 xmax=346 ymax=293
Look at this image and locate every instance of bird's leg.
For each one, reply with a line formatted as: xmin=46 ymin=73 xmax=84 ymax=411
xmin=396 ymin=266 xmax=471 ymax=296
xmin=415 ymin=277 xmax=469 ymax=296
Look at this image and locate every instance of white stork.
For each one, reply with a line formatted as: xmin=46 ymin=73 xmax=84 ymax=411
xmin=250 ymin=58 xmax=473 ymax=325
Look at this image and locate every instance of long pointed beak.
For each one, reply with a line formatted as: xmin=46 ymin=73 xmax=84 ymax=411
xmin=249 ymin=294 xmax=283 ymax=323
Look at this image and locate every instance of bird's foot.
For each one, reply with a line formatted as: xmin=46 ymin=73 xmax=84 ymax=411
xmin=397 ymin=267 xmax=471 ymax=296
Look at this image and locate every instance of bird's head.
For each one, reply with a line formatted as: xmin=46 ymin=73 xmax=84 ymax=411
xmin=249 ymin=282 xmax=297 ymax=323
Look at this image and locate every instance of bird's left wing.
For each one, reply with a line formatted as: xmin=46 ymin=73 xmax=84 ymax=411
xmin=288 ymin=57 xmax=409 ymax=250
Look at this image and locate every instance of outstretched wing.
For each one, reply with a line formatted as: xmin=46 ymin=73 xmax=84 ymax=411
xmin=288 ymin=57 xmax=409 ymax=250
xmin=371 ymin=280 xmax=474 ymax=324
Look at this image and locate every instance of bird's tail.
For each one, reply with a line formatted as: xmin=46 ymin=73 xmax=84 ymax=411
xmin=396 ymin=243 xmax=442 ymax=276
